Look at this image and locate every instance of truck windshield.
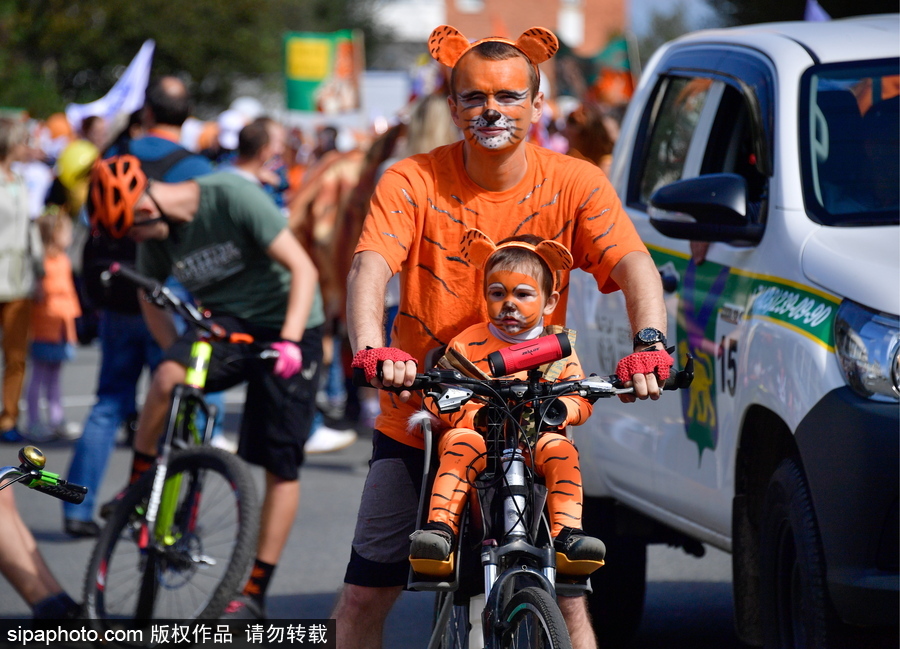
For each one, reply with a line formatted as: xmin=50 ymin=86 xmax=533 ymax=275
xmin=801 ymin=60 xmax=899 ymax=226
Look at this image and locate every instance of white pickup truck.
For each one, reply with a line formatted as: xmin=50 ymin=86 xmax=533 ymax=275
xmin=568 ymin=15 xmax=899 ymax=648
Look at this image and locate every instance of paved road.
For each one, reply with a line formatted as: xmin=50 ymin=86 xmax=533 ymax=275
xmin=0 ymin=344 xmax=744 ymax=647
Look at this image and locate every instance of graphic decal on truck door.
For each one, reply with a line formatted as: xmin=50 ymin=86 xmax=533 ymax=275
xmin=679 ymin=259 xmax=731 ymax=457
xmin=648 ymin=246 xmax=838 ymax=461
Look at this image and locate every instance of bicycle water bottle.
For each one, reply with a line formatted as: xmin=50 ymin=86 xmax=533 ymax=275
xmin=501 ymin=449 xmax=528 ymax=539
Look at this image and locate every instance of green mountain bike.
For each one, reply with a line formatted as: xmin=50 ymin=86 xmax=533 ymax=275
xmin=83 ymin=264 xmax=262 ymax=629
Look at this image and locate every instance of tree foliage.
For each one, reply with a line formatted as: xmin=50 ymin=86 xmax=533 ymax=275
xmin=704 ymin=0 xmax=898 ymax=26
xmin=0 ymin=0 xmax=388 ymax=117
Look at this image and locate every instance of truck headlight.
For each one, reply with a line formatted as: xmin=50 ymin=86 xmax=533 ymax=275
xmin=834 ymin=300 xmax=900 ymax=401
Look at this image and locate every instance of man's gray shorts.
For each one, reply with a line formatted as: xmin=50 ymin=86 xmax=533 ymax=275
xmin=344 ymin=431 xmax=426 ymax=587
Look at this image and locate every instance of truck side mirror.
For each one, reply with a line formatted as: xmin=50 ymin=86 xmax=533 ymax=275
xmin=648 ymin=173 xmax=764 ymax=245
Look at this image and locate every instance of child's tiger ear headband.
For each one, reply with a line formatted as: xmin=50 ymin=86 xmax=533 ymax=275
xmin=460 ymin=229 xmax=573 ymax=289
xmin=428 ymin=25 xmax=559 ymax=70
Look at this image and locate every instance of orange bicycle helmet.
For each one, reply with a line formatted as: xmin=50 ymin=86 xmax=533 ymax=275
xmin=88 ymin=154 xmax=147 ymax=239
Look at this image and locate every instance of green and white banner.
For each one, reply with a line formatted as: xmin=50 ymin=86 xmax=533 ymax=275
xmin=283 ymin=30 xmax=363 ymax=113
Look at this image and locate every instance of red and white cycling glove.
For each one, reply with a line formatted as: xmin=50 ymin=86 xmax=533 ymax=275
xmin=351 ymin=347 xmax=417 ymax=382
xmin=616 ymin=350 xmax=673 ymax=384
xmin=271 ymin=340 xmax=303 ymax=379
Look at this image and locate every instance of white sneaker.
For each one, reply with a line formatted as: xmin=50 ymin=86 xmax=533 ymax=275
xmin=304 ymin=425 xmax=358 ymax=454
xmin=54 ymin=421 xmax=83 ymax=441
xmin=210 ymin=435 xmax=238 ymax=453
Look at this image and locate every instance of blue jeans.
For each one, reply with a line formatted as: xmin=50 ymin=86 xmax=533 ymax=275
xmin=64 ymin=311 xmax=163 ymax=521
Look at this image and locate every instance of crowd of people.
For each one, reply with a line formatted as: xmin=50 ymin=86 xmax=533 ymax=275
xmin=0 ymin=23 xmax=657 ymax=642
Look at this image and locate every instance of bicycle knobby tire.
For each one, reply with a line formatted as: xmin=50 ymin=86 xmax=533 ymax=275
xmin=498 ymin=587 xmax=572 ymax=649
xmin=83 ymin=447 xmax=260 ymax=628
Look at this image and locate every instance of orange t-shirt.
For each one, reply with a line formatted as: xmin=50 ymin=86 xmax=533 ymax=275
xmin=355 ymin=140 xmax=647 ymax=448
xmin=427 ymin=323 xmax=593 ymax=432
xmin=31 ymin=252 xmax=81 ymax=344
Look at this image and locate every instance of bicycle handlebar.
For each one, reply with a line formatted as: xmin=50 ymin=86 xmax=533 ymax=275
xmin=106 ymin=263 xmax=262 ymax=347
xmin=0 ymin=446 xmax=88 ymax=505
xmin=353 ymin=355 xmax=694 ymax=402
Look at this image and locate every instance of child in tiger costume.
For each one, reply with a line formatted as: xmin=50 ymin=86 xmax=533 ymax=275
xmin=408 ymin=229 xmax=606 ymax=574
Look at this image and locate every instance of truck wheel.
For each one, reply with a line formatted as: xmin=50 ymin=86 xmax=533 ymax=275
xmin=583 ymin=498 xmax=647 ymax=647
xmin=759 ymin=458 xmax=833 ymax=649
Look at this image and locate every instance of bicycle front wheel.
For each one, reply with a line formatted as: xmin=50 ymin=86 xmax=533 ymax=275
xmin=83 ymin=447 xmax=260 ymax=626
xmin=498 ymin=587 xmax=572 ymax=649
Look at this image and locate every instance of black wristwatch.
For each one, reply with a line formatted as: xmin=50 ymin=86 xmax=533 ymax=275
xmin=633 ymin=327 xmax=667 ymax=350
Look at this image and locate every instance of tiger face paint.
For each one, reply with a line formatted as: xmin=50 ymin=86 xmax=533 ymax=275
xmin=450 ymin=55 xmax=543 ymax=152
xmin=486 ymin=270 xmax=558 ymax=335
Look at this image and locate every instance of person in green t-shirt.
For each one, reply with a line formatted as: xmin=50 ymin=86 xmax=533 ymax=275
xmin=88 ymin=154 xmax=325 ymax=619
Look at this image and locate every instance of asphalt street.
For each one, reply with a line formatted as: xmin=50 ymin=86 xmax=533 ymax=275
xmin=0 ymin=343 xmax=744 ymax=648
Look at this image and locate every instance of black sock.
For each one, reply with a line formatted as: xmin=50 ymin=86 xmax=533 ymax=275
xmin=32 ymin=592 xmax=79 ymax=619
xmin=242 ymin=559 xmax=276 ymax=605
xmin=130 ymin=451 xmax=156 ymax=485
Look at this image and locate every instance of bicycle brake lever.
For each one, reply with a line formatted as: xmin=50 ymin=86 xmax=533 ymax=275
xmin=432 ymin=385 xmax=475 ymax=413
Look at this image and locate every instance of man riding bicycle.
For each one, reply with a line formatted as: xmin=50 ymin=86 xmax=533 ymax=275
xmin=336 ymin=24 xmax=672 ymax=649
xmin=87 ymin=155 xmax=325 ymax=619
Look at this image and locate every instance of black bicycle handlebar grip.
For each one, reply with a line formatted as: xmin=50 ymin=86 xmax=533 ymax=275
xmin=352 ymin=367 xmax=433 ymax=392
xmin=487 ymin=332 xmax=572 ymax=377
xmin=32 ymin=481 xmax=87 ymax=505
xmin=662 ymin=355 xmax=694 ymax=390
xmin=109 ymin=262 xmax=160 ymax=293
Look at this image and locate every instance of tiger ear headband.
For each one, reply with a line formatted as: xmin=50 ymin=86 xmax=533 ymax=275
xmin=428 ymin=25 xmax=559 ymax=70
xmin=460 ymin=228 xmax=573 ymax=289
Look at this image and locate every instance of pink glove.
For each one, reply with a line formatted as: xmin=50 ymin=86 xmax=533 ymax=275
xmin=271 ymin=340 xmax=303 ymax=379
xmin=616 ymin=350 xmax=673 ymax=384
xmin=351 ymin=347 xmax=417 ymax=382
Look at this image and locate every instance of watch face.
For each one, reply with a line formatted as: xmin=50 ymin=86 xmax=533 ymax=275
xmin=635 ymin=328 xmax=665 ymax=346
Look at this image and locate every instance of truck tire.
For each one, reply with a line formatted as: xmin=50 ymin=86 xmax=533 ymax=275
xmin=759 ymin=458 xmax=834 ymax=649
xmin=583 ymin=498 xmax=647 ymax=647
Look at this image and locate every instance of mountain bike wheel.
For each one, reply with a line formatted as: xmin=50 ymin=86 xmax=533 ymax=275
xmin=83 ymin=447 xmax=259 ymax=628
xmin=433 ymin=591 xmax=472 ymax=649
xmin=498 ymin=587 xmax=572 ymax=649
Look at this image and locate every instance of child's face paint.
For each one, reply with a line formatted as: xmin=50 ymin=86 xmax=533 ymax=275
xmin=450 ymin=56 xmax=539 ymax=152
xmin=485 ymin=270 xmax=544 ymax=334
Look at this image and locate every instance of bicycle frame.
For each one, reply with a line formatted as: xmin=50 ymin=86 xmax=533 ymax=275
xmin=145 ymin=340 xmax=218 ymax=547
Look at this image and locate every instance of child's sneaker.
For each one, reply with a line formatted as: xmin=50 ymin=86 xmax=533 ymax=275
xmin=554 ymin=527 xmax=606 ymax=563
xmin=27 ymin=422 xmax=54 ymax=442
xmin=409 ymin=522 xmax=456 ymax=578
xmin=409 ymin=521 xmax=455 ymax=561
xmin=53 ymin=421 xmax=83 ymax=441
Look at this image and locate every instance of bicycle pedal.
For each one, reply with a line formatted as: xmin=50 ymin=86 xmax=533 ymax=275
xmin=555 ymin=553 xmax=605 ymax=576
xmin=409 ymin=554 xmax=455 ymax=578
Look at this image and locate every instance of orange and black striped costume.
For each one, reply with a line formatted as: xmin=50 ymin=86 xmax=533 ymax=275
xmin=425 ymin=322 xmax=592 ymax=537
xmin=354 ymin=141 xmax=648 ymax=451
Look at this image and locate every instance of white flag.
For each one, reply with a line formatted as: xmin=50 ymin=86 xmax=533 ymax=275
xmin=65 ymin=39 xmax=156 ymax=133
xmin=804 ymin=0 xmax=831 ymax=21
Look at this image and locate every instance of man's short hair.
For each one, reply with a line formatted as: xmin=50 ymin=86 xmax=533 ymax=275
xmin=238 ymin=118 xmax=272 ymax=159
xmin=450 ymin=42 xmax=540 ymax=100
xmin=145 ymin=76 xmax=191 ymax=127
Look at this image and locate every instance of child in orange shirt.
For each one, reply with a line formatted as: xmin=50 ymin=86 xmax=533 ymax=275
xmin=27 ymin=209 xmax=81 ymax=439
xmin=408 ymin=230 xmax=606 ymax=573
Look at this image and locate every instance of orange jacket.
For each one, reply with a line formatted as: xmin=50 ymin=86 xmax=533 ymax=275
xmin=30 ymin=253 xmax=80 ymax=344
